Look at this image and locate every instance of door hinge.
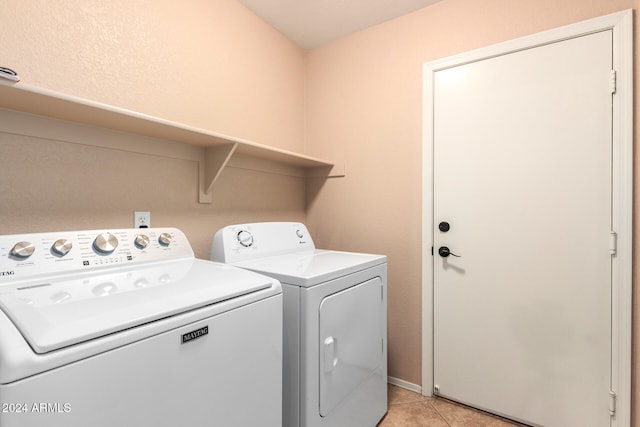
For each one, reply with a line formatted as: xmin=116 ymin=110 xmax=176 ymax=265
xmin=609 ymin=390 xmax=616 ymax=416
xmin=609 ymin=231 xmax=617 ymax=256
xmin=610 ymin=70 xmax=617 ymax=94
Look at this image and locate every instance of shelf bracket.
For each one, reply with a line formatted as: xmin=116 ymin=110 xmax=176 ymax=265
xmin=306 ymin=162 xmax=346 ymax=178
xmin=198 ymin=143 xmax=238 ymax=203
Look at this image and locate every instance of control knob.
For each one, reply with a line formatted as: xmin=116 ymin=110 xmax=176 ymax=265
xmin=52 ymin=239 xmax=72 ymax=257
xmin=135 ymin=234 xmax=150 ymax=249
xmin=93 ymin=232 xmax=119 ymax=254
xmin=237 ymin=230 xmax=254 ymax=247
xmin=11 ymin=241 xmax=35 ymax=258
xmin=158 ymin=232 xmax=172 ymax=247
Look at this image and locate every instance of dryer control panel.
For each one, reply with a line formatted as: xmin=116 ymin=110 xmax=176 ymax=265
xmin=0 ymin=228 xmax=194 ymax=284
xmin=211 ymin=222 xmax=316 ymax=263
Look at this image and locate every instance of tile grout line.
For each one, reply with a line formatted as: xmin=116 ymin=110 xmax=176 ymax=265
xmin=423 ymin=399 xmax=452 ymax=427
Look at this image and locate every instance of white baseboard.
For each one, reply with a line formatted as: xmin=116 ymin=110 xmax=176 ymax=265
xmin=387 ymin=376 xmax=422 ymax=394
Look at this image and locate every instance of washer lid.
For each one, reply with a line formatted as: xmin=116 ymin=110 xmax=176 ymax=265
xmin=0 ymin=259 xmax=275 ymax=354
xmin=233 ymin=250 xmax=386 ymax=287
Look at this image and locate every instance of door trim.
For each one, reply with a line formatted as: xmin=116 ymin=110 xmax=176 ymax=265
xmin=421 ymin=10 xmax=633 ymax=427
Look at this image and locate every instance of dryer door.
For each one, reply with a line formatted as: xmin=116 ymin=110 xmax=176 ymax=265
xmin=319 ymin=277 xmax=384 ymax=417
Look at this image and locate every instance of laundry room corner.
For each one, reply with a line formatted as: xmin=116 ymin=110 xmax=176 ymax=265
xmin=2 ymin=0 xmax=640 ymax=425
xmin=0 ymin=0 xmax=311 ymax=259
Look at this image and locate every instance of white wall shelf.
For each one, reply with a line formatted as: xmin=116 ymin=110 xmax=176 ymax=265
xmin=0 ymin=81 xmax=343 ymax=203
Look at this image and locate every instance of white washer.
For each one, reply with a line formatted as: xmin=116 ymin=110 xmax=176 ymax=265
xmin=211 ymin=222 xmax=387 ymax=427
xmin=0 ymin=227 xmax=282 ymax=427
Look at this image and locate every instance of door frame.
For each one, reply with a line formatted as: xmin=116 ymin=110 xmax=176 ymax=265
xmin=421 ymin=10 xmax=633 ymax=427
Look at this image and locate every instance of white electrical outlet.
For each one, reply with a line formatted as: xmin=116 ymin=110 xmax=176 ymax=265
xmin=134 ymin=211 xmax=151 ymax=228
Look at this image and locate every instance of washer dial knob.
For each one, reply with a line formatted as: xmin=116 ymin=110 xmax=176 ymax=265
xmin=158 ymin=232 xmax=172 ymax=247
xmin=237 ymin=230 xmax=254 ymax=247
xmin=134 ymin=234 xmax=150 ymax=249
xmin=93 ymin=233 xmax=119 ymax=254
xmin=52 ymin=239 xmax=73 ymax=256
xmin=11 ymin=241 xmax=35 ymax=258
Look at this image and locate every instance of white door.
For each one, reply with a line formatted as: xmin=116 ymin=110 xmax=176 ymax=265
xmin=432 ymin=31 xmax=612 ymax=426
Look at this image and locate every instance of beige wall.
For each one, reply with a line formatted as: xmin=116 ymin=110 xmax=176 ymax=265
xmin=0 ymin=0 xmax=308 ymax=257
xmin=0 ymin=128 xmax=307 ymax=259
xmin=0 ymin=0 xmax=305 ymax=152
xmin=304 ymin=0 xmax=637 ymax=413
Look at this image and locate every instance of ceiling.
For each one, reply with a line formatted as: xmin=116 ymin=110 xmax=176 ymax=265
xmin=237 ymin=0 xmax=443 ymax=49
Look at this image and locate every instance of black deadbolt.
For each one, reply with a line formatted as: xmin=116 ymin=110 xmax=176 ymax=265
xmin=438 ymin=221 xmax=450 ymax=232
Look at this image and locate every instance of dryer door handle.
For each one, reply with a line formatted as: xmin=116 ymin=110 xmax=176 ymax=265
xmin=323 ymin=336 xmax=338 ymax=373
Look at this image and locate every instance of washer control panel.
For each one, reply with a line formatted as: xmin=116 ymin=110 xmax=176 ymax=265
xmin=0 ymin=227 xmax=193 ymax=284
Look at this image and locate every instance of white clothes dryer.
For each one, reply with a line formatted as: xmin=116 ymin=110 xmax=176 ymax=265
xmin=211 ymin=222 xmax=387 ymax=427
xmin=0 ymin=227 xmax=282 ymax=427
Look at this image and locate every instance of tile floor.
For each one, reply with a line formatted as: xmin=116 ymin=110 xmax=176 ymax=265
xmin=378 ymin=385 xmax=528 ymax=427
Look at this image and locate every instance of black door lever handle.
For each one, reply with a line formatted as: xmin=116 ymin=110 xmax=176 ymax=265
xmin=438 ymin=246 xmax=461 ymax=258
